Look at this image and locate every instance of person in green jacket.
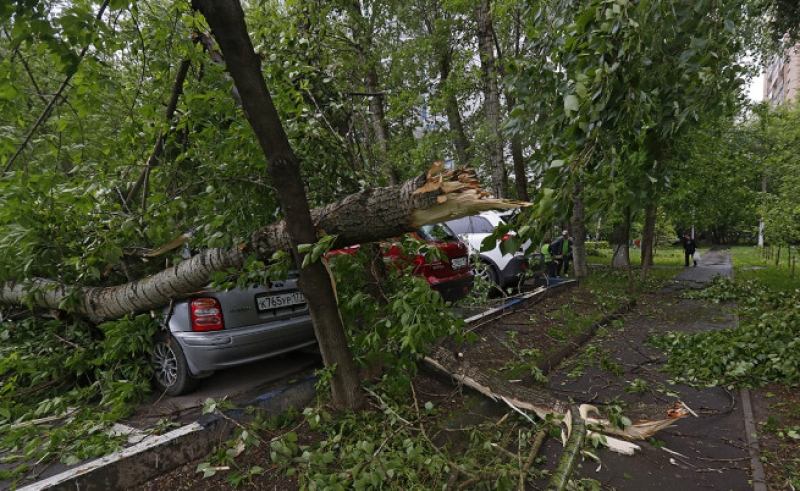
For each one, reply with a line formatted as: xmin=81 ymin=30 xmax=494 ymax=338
xmin=550 ymin=230 xmax=573 ymax=277
xmin=541 ymin=238 xmax=557 ymax=278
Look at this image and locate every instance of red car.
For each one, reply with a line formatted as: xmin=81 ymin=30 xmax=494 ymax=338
xmin=330 ymin=223 xmax=474 ymax=303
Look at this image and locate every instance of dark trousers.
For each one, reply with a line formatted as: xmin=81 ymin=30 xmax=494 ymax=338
xmin=545 ymin=261 xmax=557 ymax=277
xmin=556 ymin=257 xmax=571 ymax=276
xmin=684 ymin=251 xmax=695 ymax=266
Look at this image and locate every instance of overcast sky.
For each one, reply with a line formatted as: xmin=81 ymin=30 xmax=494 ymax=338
xmin=748 ymin=73 xmax=764 ymax=101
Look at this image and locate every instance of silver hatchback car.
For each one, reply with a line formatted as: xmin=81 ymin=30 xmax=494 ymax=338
xmin=152 ymin=275 xmax=317 ymax=396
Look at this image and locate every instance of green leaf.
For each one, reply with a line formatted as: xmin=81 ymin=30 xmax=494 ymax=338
xmin=564 ymin=94 xmax=579 ymax=114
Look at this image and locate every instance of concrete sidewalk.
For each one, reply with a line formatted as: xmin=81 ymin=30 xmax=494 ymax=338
xmin=538 ymin=248 xmax=764 ymax=490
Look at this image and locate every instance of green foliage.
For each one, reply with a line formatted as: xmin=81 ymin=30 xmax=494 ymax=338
xmin=649 ymin=275 xmax=800 ymax=386
xmin=732 ymin=246 xmax=800 ymax=293
xmin=329 ymin=246 xmax=472 ymax=393
xmin=299 ymin=235 xmax=339 ymax=268
xmin=507 ymin=0 xmax=761 ymax=258
xmin=0 ymin=313 xmax=159 ymax=485
xmin=266 ymin=394 xmax=550 ymax=489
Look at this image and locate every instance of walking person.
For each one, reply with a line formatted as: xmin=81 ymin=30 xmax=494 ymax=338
xmin=680 ymin=232 xmax=697 ymax=267
xmin=541 ymin=238 xmax=557 ymax=278
xmin=550 ymin=230 xmax=573 ymax=277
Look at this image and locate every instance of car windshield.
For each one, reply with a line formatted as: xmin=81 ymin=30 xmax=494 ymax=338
xmin=418 ymin=223 xmax=460 ymax=242
xmin=446 ymin=216 xmax=495 ymax=235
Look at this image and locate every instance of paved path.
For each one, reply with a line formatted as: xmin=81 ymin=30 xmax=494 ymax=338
xmin=536 ymin=249 xmax=760 ymax=490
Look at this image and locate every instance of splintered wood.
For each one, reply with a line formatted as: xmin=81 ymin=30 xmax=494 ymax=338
xmin=410 ymin=162 xmax=528 ymax=227
xmin=423 ymin=346 xmax=691 ymax=455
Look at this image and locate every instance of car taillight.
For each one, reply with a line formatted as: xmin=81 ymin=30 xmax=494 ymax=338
xmin=190 ymin=298 xmax=224 ymax=332
xmin=500 ymin=234 xmax=524 ymax=252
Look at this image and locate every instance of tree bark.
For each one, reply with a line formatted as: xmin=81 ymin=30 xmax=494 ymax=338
xmin=346 ymin=0 xmax=401 ymax=185
xmin=437 ymin=49 xmax=472 ymax=167
xmin=611 ymin=210 xmax=630 ymax=270
xmin=1 ymin=167 xmax=518 ymax=322
xmin=502 ymin=11 xmax=528 ymax=201
xmin=639 ymin=204 xmax=656 ymax=280
xmin=191 ymin=0 xmax=365 ymax=408
xmin=476 ymin=0 xmax=507 ymax=198
xmin=126 ymin=59 xmax=192 ymax=208
xmin=510 ymin=131 xmax=528 ymax=201
xmin=571 ymin=182 xmax=587 ymax=278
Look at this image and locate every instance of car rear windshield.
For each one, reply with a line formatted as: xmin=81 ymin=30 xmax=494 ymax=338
xmin=446 ymin=216 xmax=495 ymax=235
xmin=418 ymin=223 xmax=460 ymax=243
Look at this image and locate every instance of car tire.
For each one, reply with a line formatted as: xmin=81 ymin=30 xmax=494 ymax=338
xmin=152 ymin=331 xmax=200 ymax=396
xmin=473 ymin=260 xmax=500 ymax=286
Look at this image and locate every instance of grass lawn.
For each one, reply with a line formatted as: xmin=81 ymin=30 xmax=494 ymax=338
xmin=731 ymin=245 xmax=800 ymax=293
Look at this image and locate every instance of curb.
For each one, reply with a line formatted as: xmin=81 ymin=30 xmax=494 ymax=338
xmin=741 ymin=387 xmax=768 ymax=491
xmin=22 ymin=375 xmax=317 ymax=491
xmin=729 ymin=255 xmax=767 ymax=491
xmin=532 ymin=299 xmax=636 ymax=379
xmin=462 ymin=279 xmax=578 ymax=332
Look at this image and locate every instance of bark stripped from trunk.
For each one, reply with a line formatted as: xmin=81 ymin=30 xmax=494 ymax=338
xmin=547 ymin=405 xmax=585 ymax=491
xmin=424 ymin=347 xmax=689 ymax=444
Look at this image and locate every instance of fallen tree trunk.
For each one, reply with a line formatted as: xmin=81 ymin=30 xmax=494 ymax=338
xmin=0 ymin=164 xmax=521 ymax=323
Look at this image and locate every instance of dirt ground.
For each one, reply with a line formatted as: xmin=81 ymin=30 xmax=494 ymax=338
xmin=134 ymin=278 xmax=799 ymax=491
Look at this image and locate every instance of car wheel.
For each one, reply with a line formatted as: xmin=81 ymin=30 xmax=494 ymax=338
xmin=473 ymin=261 xmax=500 ymax=286
xmin=152 ymin=332 xmax=199 ymax=396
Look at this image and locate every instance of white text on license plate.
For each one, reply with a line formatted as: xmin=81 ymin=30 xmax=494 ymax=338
xmin=451 ymin=257 xmax=468 ymax=269
xmin=257 ymin=292 xmax=306 ymax=311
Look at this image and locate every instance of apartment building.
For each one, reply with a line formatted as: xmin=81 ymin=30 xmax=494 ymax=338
xmin=763 ymin=44 xmax=800 ymax=105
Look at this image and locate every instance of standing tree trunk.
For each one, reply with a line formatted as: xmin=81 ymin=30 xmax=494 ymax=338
xmin=639 ymin=204 xmax=656 ymax=280
xmin=476 ymin=0 xmax=507 ymax=198
xmin=126 ymin=59 xmax=192 ymax=209
xmin=758 ymin=174 xmax=767 ymax=247
xmin=505 ymin=91 xmax=528 ymax=201
xmin=346 ymin=0 xmax=401 ymax=186
xmin=193 ymin=0 xmax=365 ymax=409
xmin=571 ymin=182 xmax=588 ymax=278
xmin=611 ymin=209 xmax=631 ymax=270
xmin=437 ymin=49 xmax=472 ymax=167
xmin=509 ymin=131 xmax=527 ymax=201
xmin=502 ymin=10 xmax=528 ymax=201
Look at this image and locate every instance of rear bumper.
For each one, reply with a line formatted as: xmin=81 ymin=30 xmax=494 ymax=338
xmin=496 ymin=256 xmax=530 ymax=288
xmin=172 ymin=316 xmax=317 ymax=375
xmin=429 ymin=274 xmax=474 ymax=303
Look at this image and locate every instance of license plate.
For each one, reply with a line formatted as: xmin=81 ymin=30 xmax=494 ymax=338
xmin=451 ymin=257 xmax=468 ymax=269
xmin=257 ymin=292 xmax=306 ymax=311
